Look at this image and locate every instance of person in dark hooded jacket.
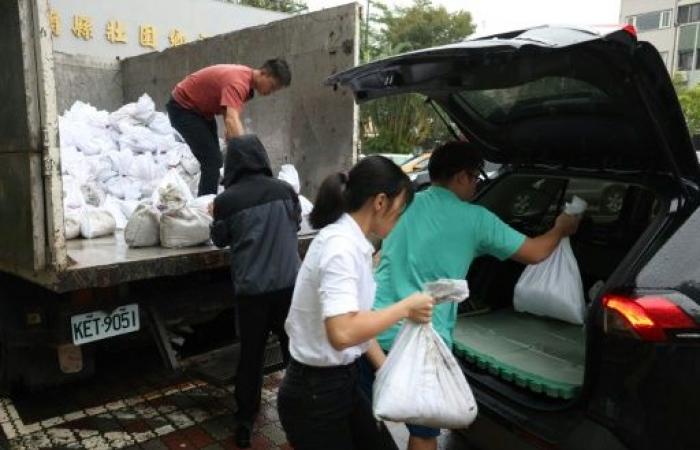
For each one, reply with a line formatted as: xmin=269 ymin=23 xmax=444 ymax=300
xmin=210 ymin=134 xmax=301 ymax=448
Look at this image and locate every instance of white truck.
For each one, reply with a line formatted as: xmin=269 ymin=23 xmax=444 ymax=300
xmin=0 ymin=0 xmax=359 ymax=390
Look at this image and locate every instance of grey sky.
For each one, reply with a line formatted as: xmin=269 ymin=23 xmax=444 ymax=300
xmin=305 ymin=0 xmax=622 ymax=36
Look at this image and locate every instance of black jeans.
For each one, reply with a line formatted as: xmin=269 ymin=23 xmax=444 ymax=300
xmin=166 ymin=98 xmax=222 ymax=196
xmin=277 ymin=358 xmax=398 ymax=450
xmin=234 ymin=288 xmax=293 ymax=427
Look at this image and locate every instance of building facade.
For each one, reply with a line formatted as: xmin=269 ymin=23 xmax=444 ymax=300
xmin=620 ymin=0 xmax=700 ymax=85
xmin=48 ymin=0 xmax=288 ymax=60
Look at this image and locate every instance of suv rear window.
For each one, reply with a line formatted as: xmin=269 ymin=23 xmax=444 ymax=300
xmin=479 ymin=175 xmax=659 ymax=240
xmin=455 ymin=77 xmax=609 ymax=123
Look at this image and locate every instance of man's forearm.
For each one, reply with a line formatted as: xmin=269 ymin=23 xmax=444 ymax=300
xmin=224 ymin=110 xmax=245 ymax=140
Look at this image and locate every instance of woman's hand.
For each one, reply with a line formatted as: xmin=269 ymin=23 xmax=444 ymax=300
xmin=402 ymin=292 xmax=435 ymax=323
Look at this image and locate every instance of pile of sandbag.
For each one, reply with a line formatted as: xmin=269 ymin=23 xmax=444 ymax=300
xmin=124 ymin=170 xmax=213 ymax=249
xmin=59 ymin=94 xmax=209 ymax=240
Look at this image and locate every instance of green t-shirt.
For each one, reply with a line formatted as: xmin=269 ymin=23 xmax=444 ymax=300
xmin=374 ymin=186 xmax=526 ymax=350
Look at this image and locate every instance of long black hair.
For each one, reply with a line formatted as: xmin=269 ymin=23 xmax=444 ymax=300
xmin=309 ymin=155 xmax=414 ymax=229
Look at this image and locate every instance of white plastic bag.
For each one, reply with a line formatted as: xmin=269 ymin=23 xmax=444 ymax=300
xmin=373 ymin=322 xmax=477 ymax=429
xmin=80 ymin=207 xmax=116 ymax=239
xmin=124 ymin=203 xmax=161 ymax=248
xmin=152 ymin=169 xmax=194 ymax=213
xmin=148 ymin=112 xmax=174 ymax=135
xmin=160 ymin=207 xmax=212 ymax=248
xmin=513 ymin=196 xmax=587 ymax=325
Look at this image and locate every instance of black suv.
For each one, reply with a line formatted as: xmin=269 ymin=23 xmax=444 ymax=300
xmin=328 ymin=26 xmax=700 ymax=450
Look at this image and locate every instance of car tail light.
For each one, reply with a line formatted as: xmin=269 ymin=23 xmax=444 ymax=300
xmin=622 ymin=24 xmax=637 ymax=37
xmin=603 ymin=294 xmax=698 ymax=341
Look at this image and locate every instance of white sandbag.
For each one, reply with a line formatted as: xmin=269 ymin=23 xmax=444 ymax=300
xmin=278 ymin=164 xmax=301 ymax=193
xmin=118 ymin=124 xmax=159 ymax=154
xmin=124 ymin=203 xmax=161 ymax=247
xmin=118 ymin=199 xmax=140 ymax=220
xmin=80 ymin=207 xmax=116 ymax=239
xmin=102 ymin=150 xmax=134 ymax=176
xmin=373 ymin=322 xmax=477 ymax=428
xmin=180 ymin=147 xmax=200 ymax=175
xmin=299 ymin=195 xmax=314 ymax=233
xmin=513 ymin=196 xmax=588 ymax=325
xmin=105 ymin=176 xmax=143 ymax=201
xmin=152 ymin=169 xmax=194 ymax=213
xmin=64 ymin=211 xmax=81 ymax=240
xmin=148 ymin=112 xmax=174 ymax=135
xmin=80 ymin=180 xmax=106 ymax=207
xmin=85 ymin=155 xmax=117 ymax=183
xmin=190 ymin=195 xmax=216 ymax=215
xmin=160 ymin=207 xmax=212 ymax=248
xmin=163 ymin=148 xmax=182 ymax=168
xmin=103 ymin=196 xmax=128 ymax=229
xmin=134 ymin=93 xmax=156 ymax=125
xmin=60 ymin=146 xmax=86 ymax=178
xmin=373 ymin=280 xmax=476 ymax=429
xmin=62 ymin=175 xmax=86 ymax=211
xmin=130 ymin=153 xmax=166 ymax=197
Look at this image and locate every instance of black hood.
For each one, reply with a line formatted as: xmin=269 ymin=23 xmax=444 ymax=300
xmin=222 ymin=135 xmax=273 ymax=187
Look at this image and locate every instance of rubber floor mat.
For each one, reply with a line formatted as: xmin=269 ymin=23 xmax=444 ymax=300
xmin=453 ymin=308 xmax=585 ymax=399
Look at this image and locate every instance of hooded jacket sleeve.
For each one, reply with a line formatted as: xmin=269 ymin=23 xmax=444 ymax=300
xmin=210 ymin=198 xmax=232 ymax=248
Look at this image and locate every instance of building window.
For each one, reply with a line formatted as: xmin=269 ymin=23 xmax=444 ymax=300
xmin=630 ymin=10 xmax=673 ymax=32
xmin=678 ymin=3 xmax=700 ymax=25
xmin=678 ymin=24 xmax=698 ymax=71
xmin=661 ymin=10 xmax=672 ymax=28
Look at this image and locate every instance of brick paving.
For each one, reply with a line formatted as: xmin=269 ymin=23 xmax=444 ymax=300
xmin=0 ymin=370 xmax=473 ymax=450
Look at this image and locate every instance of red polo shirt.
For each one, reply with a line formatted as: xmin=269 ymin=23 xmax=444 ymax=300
xmin=172 ymin=64 xmax=254 ymax=120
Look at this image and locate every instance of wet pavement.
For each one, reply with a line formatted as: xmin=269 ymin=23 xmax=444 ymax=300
xmin=0 ymin=347 xmax=474 ymax=450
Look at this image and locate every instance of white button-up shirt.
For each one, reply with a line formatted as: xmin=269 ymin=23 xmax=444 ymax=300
xmin=286 ymin=213 xmax=376 ymax=367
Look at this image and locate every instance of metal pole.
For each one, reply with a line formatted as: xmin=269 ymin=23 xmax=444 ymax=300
xmin=670 ymin=0 xmax=680 ymax=75
xmin=364 ymin=0 xmax=370 ymax=62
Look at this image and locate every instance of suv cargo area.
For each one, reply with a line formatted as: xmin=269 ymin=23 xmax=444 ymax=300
xmin=455 ymin=172 xmax=666 ymax=401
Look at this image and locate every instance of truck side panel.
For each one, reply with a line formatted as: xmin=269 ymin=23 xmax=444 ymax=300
xmin=120 ymin=3 xmax=359 ymax=197
xmin=53 ymin=53 xmax=124 ymax=113
xmin=0 ymin=0 xmax=47 ymax=273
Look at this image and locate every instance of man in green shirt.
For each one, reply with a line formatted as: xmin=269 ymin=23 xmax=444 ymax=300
xmin=372 ymin=141 xmax=580 ymax=450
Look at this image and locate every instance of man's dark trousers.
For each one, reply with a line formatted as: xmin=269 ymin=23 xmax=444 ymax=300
xmin=166 ymin=98 xmax=222 ymax=196
xmin=234 ymin=287 xmax=293 ymax=427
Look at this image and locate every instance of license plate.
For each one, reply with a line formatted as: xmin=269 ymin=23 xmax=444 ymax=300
xmin=71 ymin=304 xmax=140 ymax=345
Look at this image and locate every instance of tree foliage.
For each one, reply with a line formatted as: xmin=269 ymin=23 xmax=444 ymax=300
xmin=235 ymin=0 xmax=307 ymax=14
xmin=674 ymin=74 xmax=700 ymax=136
xmin=360 ymin=0 xmax=475 ymax=155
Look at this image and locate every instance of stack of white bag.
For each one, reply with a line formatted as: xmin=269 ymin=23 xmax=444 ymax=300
xmin=513 ymin=196 xmax=588 ymax=325
xmin=59 ymin=95 xmax=203 ymax=240
xmin=373 ymin=279 xmax=478 ymax=429
xmin=125 ymin=170 xmax=213 ymax=248
xmin=277 ymin=164 xmax=314 ymax=233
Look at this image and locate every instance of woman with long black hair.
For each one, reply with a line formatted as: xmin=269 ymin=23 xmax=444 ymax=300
xmin=278 ymin=156 xmax=435 ymax=450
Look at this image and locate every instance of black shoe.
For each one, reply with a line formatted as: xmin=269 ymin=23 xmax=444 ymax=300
xmin=235 ymin=424 xmax=252 ymax=448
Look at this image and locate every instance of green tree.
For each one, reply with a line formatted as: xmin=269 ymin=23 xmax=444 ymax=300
xmin=234 ymin=0 xmax=307 ymax=14
xmin=673 ymin=74 xmax=700 ymax=136
xmin=360 ymin=0 xmax=474 ymax=155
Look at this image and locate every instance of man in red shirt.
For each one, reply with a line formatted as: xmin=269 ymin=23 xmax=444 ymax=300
xmin=167 ymin=59 xmax=291 ymax=195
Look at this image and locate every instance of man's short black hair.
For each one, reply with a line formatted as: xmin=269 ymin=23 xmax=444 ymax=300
xmin=260 ymin=58 xmax=291 ymax=87
xmin=428 ymin=141 xmax=484 ymax=182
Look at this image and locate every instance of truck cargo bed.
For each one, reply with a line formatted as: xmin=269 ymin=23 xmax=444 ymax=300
xmin=24 ymin=231 xmax=314 ymax=293
xmin=453 ymin=308 xmax=585 ymax=400
xmin=67 ymin=231 xmax=222 ymax=270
